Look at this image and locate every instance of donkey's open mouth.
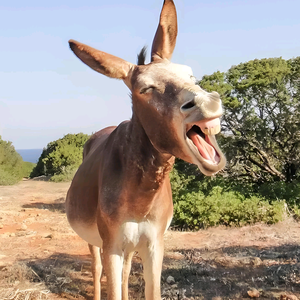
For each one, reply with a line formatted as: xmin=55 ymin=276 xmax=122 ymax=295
xmin=186 ymin=118 xmax=222 ymax=165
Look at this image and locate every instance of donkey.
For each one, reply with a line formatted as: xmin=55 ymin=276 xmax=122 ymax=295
xmin=66 ymin=1 xmax=226 ymax=299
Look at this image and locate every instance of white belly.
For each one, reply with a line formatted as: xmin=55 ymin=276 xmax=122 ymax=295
xmin=70 ymin=222 xmax=103 ymax=248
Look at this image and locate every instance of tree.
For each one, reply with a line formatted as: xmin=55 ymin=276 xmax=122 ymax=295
xmin=31 ymin=133 xmax=90 ymax=180
xmin=200 ymin=57 xmax=300 ymax=182
xmin=0 ymin=136 xmax=24 ymax=185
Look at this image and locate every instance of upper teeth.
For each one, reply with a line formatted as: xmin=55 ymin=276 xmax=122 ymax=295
xmin=201 ymin=124 xmax=221 ymax=135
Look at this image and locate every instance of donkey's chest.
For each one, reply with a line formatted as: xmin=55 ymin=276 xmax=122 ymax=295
xmin=119 ymin=220 xmax=159 ymax=251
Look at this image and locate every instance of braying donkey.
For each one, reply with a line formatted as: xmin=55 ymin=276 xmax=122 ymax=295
xmin=66 ymin=1 xmax=226 ymax=299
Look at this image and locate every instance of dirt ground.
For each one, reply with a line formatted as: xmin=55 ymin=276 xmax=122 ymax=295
xmin=1 ymin=179 xmax=300 ymax=300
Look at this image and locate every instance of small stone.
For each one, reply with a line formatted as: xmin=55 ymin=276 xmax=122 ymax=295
xmin=17 ymin=231 xmax=28 ymax=237
xmin=9 ymin=233 xmax=15 ymax=237
xmin=253 ymin=257 xmax=262 ymax=266
xmin=0 ymin=224 xmax=3 ymax=229
xmin=45 ymin=233 xmax=54 ymax=239
xmin=20 ymin=224 xmax=27 ymax=231
xmin=26 ymin=231 xmax=37 ymax=236
xmin=248 ymin=288 xmax=260 ymax=298
xmin=166 ymin=275 xmax=175 ymax=284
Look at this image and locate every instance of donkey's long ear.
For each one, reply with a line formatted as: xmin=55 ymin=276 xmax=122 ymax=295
xmin=151 ymin=0 xmax=178 ymax=61
xmin=69 ymin=40 xmax=134 ymax=80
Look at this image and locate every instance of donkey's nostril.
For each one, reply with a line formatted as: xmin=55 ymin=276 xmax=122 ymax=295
xmin=181 ymin=100 xmax=196 ymax=111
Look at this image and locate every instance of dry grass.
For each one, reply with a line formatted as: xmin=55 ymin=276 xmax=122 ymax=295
xmin=0 ymin=263 xmax=50 ymax=300
xmin=0 ymin=287 xmax=50 ymax=300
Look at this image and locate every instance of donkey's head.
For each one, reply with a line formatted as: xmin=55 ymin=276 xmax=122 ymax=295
xmin=69 ymin=0 xmax=226 ymax=175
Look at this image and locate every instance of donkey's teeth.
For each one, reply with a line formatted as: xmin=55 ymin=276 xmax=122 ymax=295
xmin=201 ymin=124 xmax=221 ymax=135
xmin=198 ymin=118 xmax=221 ymax=136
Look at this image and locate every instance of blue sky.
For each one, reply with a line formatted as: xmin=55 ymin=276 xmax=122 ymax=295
xmin=1 ymin=0 xmax=299 ymax=149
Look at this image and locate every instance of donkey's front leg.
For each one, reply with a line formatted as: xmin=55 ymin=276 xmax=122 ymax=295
xmin=122 ymin=251 xmax=134 ymax=300
xmin=140 ymin=238 xmax=164 ymax=300
xmin=102 ymin=244 xmax=123 ymax=300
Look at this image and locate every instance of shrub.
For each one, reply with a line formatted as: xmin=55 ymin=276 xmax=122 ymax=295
xmin=50 ymin=166 xmax=78 ymax=182
xmin=172 ymin=185 xmax=285 ymax=230
xmin=0 ymin=136 xmax=24 ymax=185
xmin=170 ymin=161 xmax=287 ymax=230
xmin=30 ymin=133 xmax=90 ymax=182
xmin=21 ymin=161 xmax=36 ymax=178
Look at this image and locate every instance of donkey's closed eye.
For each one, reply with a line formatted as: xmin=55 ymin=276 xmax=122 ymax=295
xmin=140 ymin=86 xmax=156 ymax=94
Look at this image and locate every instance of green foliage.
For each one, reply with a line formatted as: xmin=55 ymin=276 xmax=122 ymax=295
xmin=0 ymin=136 xmax=24 ymax=185
xmin=31 ymin=133 xmax=90 ymax=181
xmin=50 ymin=166 xmax=78 ymax=182
xmin=21 ymin=161 xmax=36 ymax=178
xmin=170 ymin=160 xmax=297 ymax=230
xmin=199 ymin=57 xmax=300 ymax=183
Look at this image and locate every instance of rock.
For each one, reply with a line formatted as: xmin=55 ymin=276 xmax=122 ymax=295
xmin=45 ymin=233 xmax=54 ymax=239
xmin=253 ymin=257 xmax=262 ymax=266
xmin=166 ymin=275 xmax=175 ymax=284
xmin=18 ymin=224 xmax=27 ymax=231
xmin=0 ymin=224 xmax=3 ymax=229
xmin=26 ymin=231 xmax=37 ymax=236
xmin=16 ymin=232 xmax=27 ymax=237
xmin=248 ymin=288 xmax=260 ymax=298
xmin=9 ymin=233 xmax=15 ymax=237
xmin=171 ymin=252 xmax=184 ymax=260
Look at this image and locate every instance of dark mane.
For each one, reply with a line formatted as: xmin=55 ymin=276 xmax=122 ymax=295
xmin=137 ymin=46 xmax=147 ymax=65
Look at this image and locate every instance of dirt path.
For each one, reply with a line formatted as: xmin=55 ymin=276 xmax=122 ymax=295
xmin=1 ymin=180 xmax=300 ymax=299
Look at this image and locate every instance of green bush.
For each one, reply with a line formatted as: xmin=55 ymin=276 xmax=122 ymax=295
xmin=30 ymin=133 xmax=90 ymax=182
xmin=172 ymin=186 xmax=285 ymax=230
xmin=170 ymin=161 xmax=287 ymax=230
xmin=0 ymin=136 xmax=24 ymax=185
xmin=21 ymin=161 xmax=36 ymax=178
xmin=50 ymin=166 xmax=78 ymax=182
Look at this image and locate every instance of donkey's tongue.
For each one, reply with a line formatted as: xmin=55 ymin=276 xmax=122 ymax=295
xmin=188 ymin=131 xmax=218 ymax=162
xmin=187 ymin=118 xmax=221 ymax=163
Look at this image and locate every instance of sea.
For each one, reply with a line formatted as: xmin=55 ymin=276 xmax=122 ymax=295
xmin=16 ymin=149 xmax=43 ymax=163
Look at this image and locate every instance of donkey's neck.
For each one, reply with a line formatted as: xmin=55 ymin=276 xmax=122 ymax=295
xmin=124 ymin=114 xmax=175 ymax=193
